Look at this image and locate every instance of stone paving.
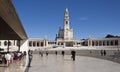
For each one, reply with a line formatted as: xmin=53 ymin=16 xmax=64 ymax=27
xmin=26 ymin=54 xmax=120 ymax=72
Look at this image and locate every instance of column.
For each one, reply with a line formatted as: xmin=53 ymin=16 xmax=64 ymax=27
xmin=98 ymin=41 xmax=99 ymax=46
xmin=90 ymin=40 xmax=92 ymax=47
xmin=113 ymin=40 xmax=115 ymax=46
xmin=17 ymin=40 xmax=21 ymax=52
xmin=88 ymin=40 xmax=89 ymax=46
xmin=7 ymin=40 xmax=10 ymax=52
xmin=118 ymin=39 xmax=120 ymax=47
xmin=43 ymin=40 xmax=46 ymax=47
xmin=105 ymin=40 xmax=107 ymax=46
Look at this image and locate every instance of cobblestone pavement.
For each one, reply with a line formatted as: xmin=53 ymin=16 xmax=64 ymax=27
xmin=0 ymin=56 xmax=28 ymax=72
xmin=26 ymin=54 xmax=120 ymax=72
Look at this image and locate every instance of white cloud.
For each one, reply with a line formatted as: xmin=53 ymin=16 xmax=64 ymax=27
xmin=79 ymin=17 xmax=87 ymax=21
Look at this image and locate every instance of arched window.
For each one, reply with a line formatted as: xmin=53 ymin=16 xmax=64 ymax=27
xmin=110 ymin=41 xmax=113 ymax=46
xmin=33 ymin=41 xmax=36 ymax=47
xmin=107 ymin=41 xmax=109 ymax=46
xmin=96 ymin=41 xmax=98 ymax=46
xmin=0 ymin=42 xmax=1 ymax=46
xmin=37 ymin=42 xmax=40 ymax=47
xmin=92 ymin=41 xmax=94 ymax=46
xmin=115 ymin=40 xmax=118 ymax=45
xmin=66 ymin=21 xmax=68 ymax=24
xmin=29 ymin=41 xmax=32 ymax=47
xmin=4 ymin=41 xmax=8 ymax=46
xmin=99 ymin=41 xmax=102 ymax=46
xmin=103 ymin=41 xmax=105 ymax=46
xmin=41 ymin=42 xmax=43 ymax=47
xmin=8 ymin=41 xmax=11 ymax=46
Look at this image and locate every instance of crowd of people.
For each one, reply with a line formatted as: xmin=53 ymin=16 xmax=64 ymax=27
xmin=0 ymin=51 xmax=27 ymax=66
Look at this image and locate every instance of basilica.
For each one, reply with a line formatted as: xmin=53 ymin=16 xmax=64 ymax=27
xmin=0 ymin=8 xmax=120 ymax=51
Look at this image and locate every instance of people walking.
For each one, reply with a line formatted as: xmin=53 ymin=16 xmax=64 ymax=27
xmin=71 ymin=50 xmax=76 ymax=61
xmin=39 ymin=51 xmax=43 ymax=57
xmin=28 ymin=52 xmax=33 ymax=67
xmin=46 ymin=51 xmax=48 ymax=56
xmin=100 ymin=50 xmax=103 ymax=56
xmin=100 ymin=50 xmax=106 ymax=56
xmin=5 ymin=52 xmax=11 ymax=66
xmin=103 ymin=50 xmax=106 ymax=56
xmin=61 ymin=51 xmax=65 ymax=56
xmin=55 ymin=51 xmax=57 ymax=55
xmin=10 ymin=52 xmax=14 ymax=63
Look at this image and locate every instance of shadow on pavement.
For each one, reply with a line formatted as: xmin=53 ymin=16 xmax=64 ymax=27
xmin=24 ymin=67 xmax=30 ymax=72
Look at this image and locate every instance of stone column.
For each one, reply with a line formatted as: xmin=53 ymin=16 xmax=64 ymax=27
xmin=113 ymin=40 xmax=115 ymax=46
xmin=43 ymin=40 xmax=46 ymax=47
xmin=7 ymin=40 xmax=10 ymax=52
xmin=118 ymin=39 xmax=120 ymax=47
xmin=101 ymin=40 xmax=103 ymax=46
xmin=90 ymin=40 xmax=92 ymax=47
xmin=105 ymin=40 xmax=107 ymax=46
xmin=87 ymin=40 xmax=89 ymax=46
xmin=17 ymin=40 xmax=21 ymax=52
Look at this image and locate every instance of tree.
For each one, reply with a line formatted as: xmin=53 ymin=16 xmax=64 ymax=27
xmin=105 ymin=34 xmax=114 ymax=38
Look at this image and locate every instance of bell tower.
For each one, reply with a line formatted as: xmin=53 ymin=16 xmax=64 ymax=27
xmin=64 ymin=8 xmax=70 ymax=30
xmin=56 ymin=8 xmax=74 ymax=41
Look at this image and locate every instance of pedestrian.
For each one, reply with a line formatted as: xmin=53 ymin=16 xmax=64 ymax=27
xmin=71 ymin=50 xmax=76 ymax=61
xmin=55 ymin=51 xmax=57 ymax=55
xmin=103 ymin=50 xmax=106 ymax=56
xmin=10 ymin=52 xmax=14 ymax=63
xmin=28 ymin=52 xmax=33 ymax=67
xmin=46 ymin=51 xmax=48 ymax=56
xmin=2 ymin=54 xmax=6 ymax=64
xmin=23 ymin=51 xmax=27 ymax=56
xmin=5 ymin=52 xmax=11 ymax=66
xmin=61 ymin=51 xmax=65 ymax=56
xmin=39 ymin=51 xmax=43 ymax=57
xmin=100 ymin=50 xmax=103 ymax=56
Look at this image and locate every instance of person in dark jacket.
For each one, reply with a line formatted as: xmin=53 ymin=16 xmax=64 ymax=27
xmin=61 ymin=51 xmax=65 ymax=56
xmin=28 ymin=52 xmax=33 ymax=67
xmin=71 ymin=50 xmax=76 ymax=61
xmin=55 ymin=51 xmax=57 ymax=55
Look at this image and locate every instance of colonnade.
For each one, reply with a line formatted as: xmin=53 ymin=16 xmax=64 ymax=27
xmin=28 ymin=40 xmax=46 ymax=47
xmin=86 ymin=38 xmax=120 ymax=47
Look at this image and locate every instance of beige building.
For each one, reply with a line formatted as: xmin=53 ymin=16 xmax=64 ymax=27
xmin=55 ymin=8 xmax=75 ymax=47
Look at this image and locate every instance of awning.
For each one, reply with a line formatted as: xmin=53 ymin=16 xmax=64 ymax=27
xmin=0 ymin=0 xmax=28 ymax=40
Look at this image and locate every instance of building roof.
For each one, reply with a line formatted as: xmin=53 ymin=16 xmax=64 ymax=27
xmin=0 ymin=0 xmax=28 ymax=40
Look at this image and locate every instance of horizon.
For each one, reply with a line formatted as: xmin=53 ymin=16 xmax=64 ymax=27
xmin=12 ymin=0 xmax=120 ymax=40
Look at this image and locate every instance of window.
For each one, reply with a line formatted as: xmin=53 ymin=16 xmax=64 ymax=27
xmin=92 ymin=41 xmax=94 ymax=46
xmin=29 ymin=41 xmax=32 ymax=47
xmin=4 ymin=41 xmax=8 ymax=46
xmin=37 ymin=42 xmax=40 ymax=47
xmin=8 ymin=41 xmax=11 ymax=46
xmin=115 ymin=40 xmax=118 ymax=45
xmin=99 ymin=41 xmax=102 ymax=46
xmin=107 ymin=41 xmax=109 ymax=46
xmin=41 ymin=42 xmax=43 ymax=47
xmin=103 ymin=41 xmax=105 ymax=46
xmin=66 ymin=21 xmax=68 ymax=24
xmin=110 ymin=41 xmax=113 ymax=46
xmin=33 ymin=41 xmax=36 ymax=47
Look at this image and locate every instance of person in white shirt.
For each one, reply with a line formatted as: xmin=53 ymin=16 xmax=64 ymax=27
xmin=5 ymin=53 xmax=11 ymax=66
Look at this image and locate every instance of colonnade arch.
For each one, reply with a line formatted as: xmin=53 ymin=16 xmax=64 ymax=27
xmin=90 ymin=39 xmax=119 ymax=46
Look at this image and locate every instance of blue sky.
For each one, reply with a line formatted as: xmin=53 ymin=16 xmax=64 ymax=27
xmin=12 ymin=0 xmax=120 ymax=40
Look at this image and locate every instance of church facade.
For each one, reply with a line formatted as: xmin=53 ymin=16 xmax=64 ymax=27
xmin=55 ymin=8 xmax=75 ymax=47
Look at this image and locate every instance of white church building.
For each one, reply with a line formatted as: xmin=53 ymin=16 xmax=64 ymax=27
xmin=0 ymin=8 xmax=120 ymax=51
